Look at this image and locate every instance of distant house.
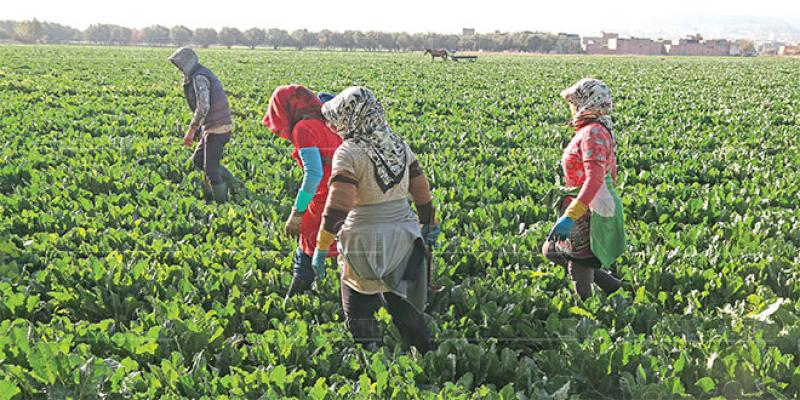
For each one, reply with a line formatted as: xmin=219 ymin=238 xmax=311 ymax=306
xmin=668 ymin=34 xmax=731 ymax=56
xmin=611 ymin=37 xmax=665 ymax=55
xmin=778 ymin=45 xmax=800 ymax=56
xmin=462 ymin=28 xmax=475 ymax=36
xmin=757 ymin=42 xmax=782 ymax=56
xmin=583 ymin=32 xmax=617 ymax=54
xmin=583 ymin=32 xmax=664 ymax=55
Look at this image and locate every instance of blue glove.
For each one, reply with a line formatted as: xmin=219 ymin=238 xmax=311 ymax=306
xmin=311 ymin=249 xmax=328 ymax=280
xmin=548 ymin=216 xmax=575 ymax=241
xmin=421 ymin=224 xmax=442 ymax=248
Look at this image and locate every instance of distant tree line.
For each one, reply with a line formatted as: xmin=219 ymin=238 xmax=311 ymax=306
xmin=0 ymin=19 xmax=584 ymax=53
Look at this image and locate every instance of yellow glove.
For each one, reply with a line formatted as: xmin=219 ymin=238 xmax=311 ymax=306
xmin=316 ymin=229 xmax=336 ymax=251
xmin=564 ymin=199 xmax=589 ymax=220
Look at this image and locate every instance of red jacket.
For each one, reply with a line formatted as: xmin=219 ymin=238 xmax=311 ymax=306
xmin=263 ymin=85 xmax=343 ymax=256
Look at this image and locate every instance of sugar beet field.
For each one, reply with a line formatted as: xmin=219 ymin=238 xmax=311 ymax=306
xmin=1 ymin=46 xmax=799 ymax=399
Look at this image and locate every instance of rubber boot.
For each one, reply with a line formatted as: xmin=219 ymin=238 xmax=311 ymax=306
xmin=285 ymin=274 xmax=315 ymax=298
xmin=219 ymin=166 xmax=246 ymax=199
xmin=568 ymin=261 xmax=594 ymax=300
xmin=197 ymin=176 xmax=213 ymax=201
xmin=211 ymin=183 xmax=229 ymax=203
xmin=594 ymin=269 xmax=623 ymax=295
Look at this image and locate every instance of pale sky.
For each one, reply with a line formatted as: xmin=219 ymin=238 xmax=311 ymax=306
xmin=2 ymin=0 xmax=799 ymax=35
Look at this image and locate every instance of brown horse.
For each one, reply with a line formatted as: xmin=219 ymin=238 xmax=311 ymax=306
xmin=424 ymin=48 xmax=449 ymax=61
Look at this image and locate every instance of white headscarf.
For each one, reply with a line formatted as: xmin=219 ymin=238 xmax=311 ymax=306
xmin=322 ymin=87 xmax=408 ymax=192
xmin=560 ymin=78 xmax=614 ymax=133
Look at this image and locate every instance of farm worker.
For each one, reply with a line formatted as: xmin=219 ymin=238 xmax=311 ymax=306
xmin=263 ymin=85 xmax=343 ymax=298
xmin=542 ymin=78 xmax=626 ymax=300
xmin=168 ymin=47 xmax=242 ymax=202
xmin=313 ymin=87 xmax=440 ymax=353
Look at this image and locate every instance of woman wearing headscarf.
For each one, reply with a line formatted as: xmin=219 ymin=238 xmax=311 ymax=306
xmin=542 ymin=78 xmax=626 ymax=300
xmin=312 ymin=87 xmax=440 ymax=353
xmin=263 ymin=85 xmax=343 ymax=298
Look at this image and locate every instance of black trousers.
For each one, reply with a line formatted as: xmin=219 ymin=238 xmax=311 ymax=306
xmin=191 ymin=132 xmax=230 ymax=185
xmin=542 ymin=240 xmax=622 ymax=300
xmin=340 ymin=279 xmax=433 ymax=353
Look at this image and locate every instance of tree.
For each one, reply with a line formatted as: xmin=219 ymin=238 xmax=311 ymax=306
xmin=376 ymin=31 xmax=397 ymax=51
xmin=349 ymin=31 xmax=366 ymax=50
xmin=362 ymin=31 xmax=379 ymax=51
xmin=243 ymin=28 xmax=265 ymax=49
xmin=317 ymin=29 xmax=333 ymax=49
xmin=266 ymin=28 xmax=291 ymax=50
xmin=0 ymin=20 xmax=16 ymax=39
xmin=109 ymin=25 xmax=132 ymax=45
xmin=14 ymin=19 xmax=43 ymax=43
xmin=458 ymin=34 xmax=478 ymax=52
xmin=42 ymin=21 xmax=79 ymax=43
xmin=412 ymin=33 xmax=430 ymax=50
xmin=130 ymin=29 xmax=145 ymax=45
xmin=84 ymin=24 xmax=112 ymax=44
xmin=194 ymin=28 xmax=217 ymax=48
xmin=736 ymin=39 xmax=756 ymax=56
xmin=339 ymin=31 xmax=358 ymax=50
xmin=170 ymin=25 xmax=193 ymax=46
xmin=291 ymin=29 xmax=316 ymax=50
xmin=331 ymin=31 xmax=349 ymax=50
xmin=219 ymin=27 xmax=243 ymax=48
xmin=142 ymin=25 xmax=170 ymax=46
xmin=393 ymin=32 xmax=410 ymax=51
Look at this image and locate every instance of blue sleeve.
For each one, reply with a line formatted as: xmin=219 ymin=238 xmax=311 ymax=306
xmin=294 ymin=147 xmax=323 ymax=212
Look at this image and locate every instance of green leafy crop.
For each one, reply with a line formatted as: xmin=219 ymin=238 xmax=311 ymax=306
xmin=1 ymin=46 xmax=799 ymax=399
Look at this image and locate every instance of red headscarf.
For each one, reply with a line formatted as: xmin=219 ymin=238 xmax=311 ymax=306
xmin=263 ymin=85 xmax=325 ymax=140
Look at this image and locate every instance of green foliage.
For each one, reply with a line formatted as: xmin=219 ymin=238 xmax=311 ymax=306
xmin=1 ymin=46 xmax=799 ymax=399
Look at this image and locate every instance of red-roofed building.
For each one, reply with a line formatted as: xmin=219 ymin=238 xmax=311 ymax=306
xmin=779 ymin=45 xmax=800 ymax=56
xmin=584 ymin=32 xmax=665 ymax=55
xmin=668 ymin=34 xmax=731 ymax=56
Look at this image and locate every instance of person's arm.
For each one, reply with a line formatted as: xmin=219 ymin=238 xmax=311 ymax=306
xmin=190 ymin=75 xmax=211 ymax=129
xmin=408 ymin=159 xmax=443 ymax=248
xmin=316 ymin=175 xmax=358 ymax=251
xmin=564 ymin=160 xmax=606 ymax=220
xmin=564 ymin=127 xmax=613 ymax=220
xmin=549 ymin=127 xmax=611 ymax=240
xmin=312 ymin=174 xmax=358 ymax=278
xmin=284 ymin=146 xmax=325 ymax=238
xmin=294 ymin=147 xmax=324 ymax=212
xmin=310 ymin=148 xmax=358 ymax=278
xmin=408 ymin=160 xmax=434 ymax=224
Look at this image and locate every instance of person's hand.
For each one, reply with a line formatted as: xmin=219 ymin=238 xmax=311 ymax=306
xmin=311 ymin=249 xmax=328 ymax=280
xmin=284 ymin=208 xmax=304 ymax=238
xmin=183 ymin=126 xmax=197 ymax=147
xmin=421 ymin=223 xmax=442 ymax=248
xmin=548 ymin=216 xmax=575 ymax=241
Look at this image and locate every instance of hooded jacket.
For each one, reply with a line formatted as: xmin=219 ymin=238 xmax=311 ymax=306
xmin=169 ymin=47 xmax=232 ymax=130
xmin=263 ymin=85 xmax=343 ymax=257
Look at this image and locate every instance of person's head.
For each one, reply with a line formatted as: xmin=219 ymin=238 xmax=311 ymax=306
xmin=168 ymin=47 xmax=199 ymax=79
xmin=262 ymin=85 xmax=324 ymax=140
xmin=321 ymin=86 xmax=387 ymax=139
xmin=560 ymin=78 xmax=613 ymax=125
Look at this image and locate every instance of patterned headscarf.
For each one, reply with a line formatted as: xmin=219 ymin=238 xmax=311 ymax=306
xmin=560 ymin=78 xmax=614 ymax=133
xmin=263 ymin=85 xmax=325 ymax=140
xmin=322 ymin=86 xmax=407 ymax=192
